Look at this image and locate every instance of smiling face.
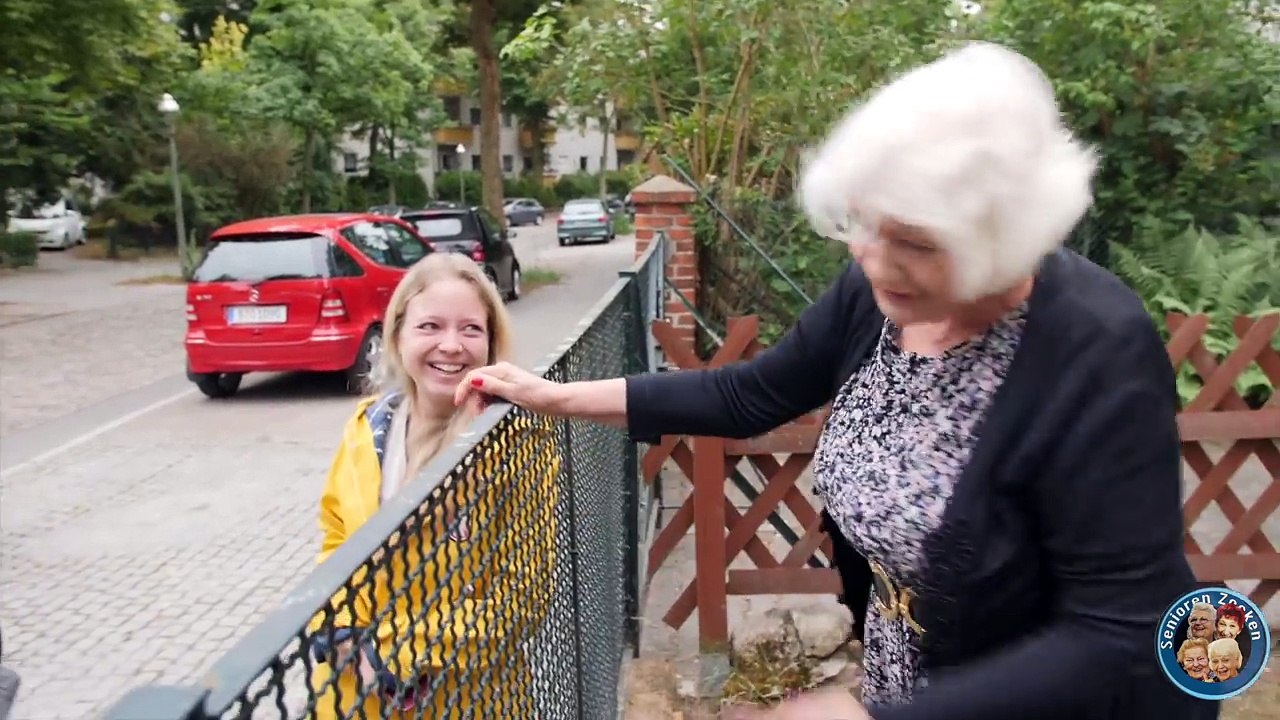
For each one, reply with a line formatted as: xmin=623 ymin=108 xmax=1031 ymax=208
xmin=397 ymin=278 xmax=491 ymax=414
xmin=1216 ymin=617 xmax=1241 ymax=640
xmin=1180 ymin=645 xmax=1210 ymax=680
xmin=1188 ymin=609 xmax=1215 ymax=640
xmin=1209 ymin=645 xmax=1240 ymax=681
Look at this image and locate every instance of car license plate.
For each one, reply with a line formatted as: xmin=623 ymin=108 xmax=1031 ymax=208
xmin=227 ymin=305 xmax=287 ymax=325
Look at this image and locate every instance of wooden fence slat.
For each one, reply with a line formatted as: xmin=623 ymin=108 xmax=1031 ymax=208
xmin=692 ymin=435 xmax=729 ymax=651
xmin=1187 ymin=315 xmax=1280 ymax=412
xmin=1178 ymin=410 xmax=1280 ymax=441
xmin=726 ymin=568 xmax=843 ymax=595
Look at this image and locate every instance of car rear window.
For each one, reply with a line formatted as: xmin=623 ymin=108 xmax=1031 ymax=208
xmin=192 ymin=233 xmax=336 ymax=283
xmin=403 ymin=214 xmax=476 ymax=241
xmin=564 ymin=201 xmax=605 ymax=216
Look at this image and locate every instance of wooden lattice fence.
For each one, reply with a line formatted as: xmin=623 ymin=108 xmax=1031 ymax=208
xmin=642 ymin=313 xmax=1280 ymax=653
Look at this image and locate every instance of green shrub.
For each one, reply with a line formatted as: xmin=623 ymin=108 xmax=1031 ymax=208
xmin=692 ymin=187 xmax=850 ymax=349
xmin=104 ymin=171 xmax=205 ymax=250
xmin=503 ymin=175 xmax=558 ymax=207
xmin=0 ymin=232 xmax=39 ymax=268
xmin=553 ymin=173 xmax=600 ymax=204
xmin=1110 ymin=215 xmax=1280 ymax=407
xmin=613 ymin=214 xmax=635 ymax=235
xmin=979 ymin=0 xmax=1280 ymax=249
xmin=434 ymin=171 xmax=483 ymax=205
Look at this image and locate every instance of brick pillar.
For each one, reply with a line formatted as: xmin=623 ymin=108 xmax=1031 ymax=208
xmin=630 ymin=174 xmax=699 ymax=347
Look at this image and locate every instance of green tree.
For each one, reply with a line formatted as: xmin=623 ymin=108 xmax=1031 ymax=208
xmin=974 ymin=0 xmax=1280 ymax=257
xmin=0 ymin=0 xmax=191 ymax=212
xmin=245 ymin=0 xmax=437 ymax=211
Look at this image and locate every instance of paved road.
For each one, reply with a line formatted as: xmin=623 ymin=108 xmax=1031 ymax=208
xmin=0 ymin=225 xmax=637 ymax=720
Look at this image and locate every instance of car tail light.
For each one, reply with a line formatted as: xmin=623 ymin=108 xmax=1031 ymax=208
xmin=186 ymin=303 xmax=197 ymax=322
xmin=468 ymin=240 xmax=485 ymax=263
xmin=557 ymin=216 xmax=564 ymax=225
xmin=320 ymin=289 xmax=348 ymax=321
xmin=598 ymin=215 xmax=607 ymax=223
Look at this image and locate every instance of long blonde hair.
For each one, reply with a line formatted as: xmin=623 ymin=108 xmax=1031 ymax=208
xmin=372 ymin=252 xmax=513 ymax=478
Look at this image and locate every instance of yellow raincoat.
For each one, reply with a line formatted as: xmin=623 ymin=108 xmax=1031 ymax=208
xmin=308 ymin=395 xmax=560 ymax=719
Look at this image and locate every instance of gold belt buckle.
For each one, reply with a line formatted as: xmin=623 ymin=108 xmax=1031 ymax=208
xmin=869 ymin=560 xmax=925 ymax=635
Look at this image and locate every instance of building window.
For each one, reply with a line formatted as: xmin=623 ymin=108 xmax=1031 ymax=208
xmin=502 ymin=154 xmax=514 ymax=173
xmin=343 ymin=152 xmax=358 ymax=173
xmin=471 ymin=155 xmax=481 ymax=171
xmin=443 ymin=97 xmax=461 ymax=123
xmin=438 ymin=152 xmax=455 ymax=171
xmin=502 ymin=114 xmax=513 ymax=128
xmin=469 ymin=107 xmax=482 ymax=126
xmin=616 ymin=150 xmax=636 ymax=167
xmin=579 ymin=156 xmax=589 ymax=172
xmin=522 ymin=155 xmax=533 ymax=173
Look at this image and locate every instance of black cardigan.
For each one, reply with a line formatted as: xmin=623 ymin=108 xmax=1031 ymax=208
xmin=626 ymin=249 xmax=1219 ymax=720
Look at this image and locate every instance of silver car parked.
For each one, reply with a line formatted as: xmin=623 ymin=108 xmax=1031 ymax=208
xmin=503 ymin=197 xmax=545 ymax=226
xmin=557 ymin=198 xmax=615 ymax=246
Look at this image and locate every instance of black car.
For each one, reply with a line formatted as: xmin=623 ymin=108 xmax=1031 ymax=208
xmin=399 ymin=206 xmax=523 ymax=301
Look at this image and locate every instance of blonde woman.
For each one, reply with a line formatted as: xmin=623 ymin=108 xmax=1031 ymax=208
xmin=1177 ymin=638 xmax=1213 ymax=682
xmin=1207 ymin=638 xmax=1244 ymax=683
xmin=308 ymin=253 xmax=558 ymax=718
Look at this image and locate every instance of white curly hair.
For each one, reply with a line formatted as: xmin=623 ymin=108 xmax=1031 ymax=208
xmin=799 ymin=42 xmax=1098 ymax=301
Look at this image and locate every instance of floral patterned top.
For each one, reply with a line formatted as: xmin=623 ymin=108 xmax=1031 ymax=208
xmin=811 ymin=304 xmax=1028 ymax=706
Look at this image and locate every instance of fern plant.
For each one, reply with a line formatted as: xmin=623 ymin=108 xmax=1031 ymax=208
xmin=1109 ymin=215 xmax=1280 ymax=408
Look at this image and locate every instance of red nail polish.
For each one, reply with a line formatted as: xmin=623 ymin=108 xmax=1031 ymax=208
xmin=470 ymin=378 xmax=484 ymax=388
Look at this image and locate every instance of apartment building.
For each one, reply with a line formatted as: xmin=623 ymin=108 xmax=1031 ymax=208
xmin=334 ymin=94 xmax=643 ymax=197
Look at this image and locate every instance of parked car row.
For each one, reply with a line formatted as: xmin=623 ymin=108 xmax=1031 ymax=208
xmin=184 ymin=209 xmax=521 ymax=400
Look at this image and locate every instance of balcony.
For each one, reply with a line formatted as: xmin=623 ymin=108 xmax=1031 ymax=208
xmin=519 ymin=127 xmax=559 ymax=149
xmin=615 ymin=131 xmax=642 ymax=151
xmin=433 ymin=126 xmax=474 ymax=146
xmin=432 ymin=78 xmax=468 ymax=96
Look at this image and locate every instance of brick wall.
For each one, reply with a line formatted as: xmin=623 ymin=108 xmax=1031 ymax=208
xmin=630 ymin=175 xmax=699 ymax=347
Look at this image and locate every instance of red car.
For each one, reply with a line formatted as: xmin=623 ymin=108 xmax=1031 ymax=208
xmin=184 ymin=213 xmax=434 ymax=399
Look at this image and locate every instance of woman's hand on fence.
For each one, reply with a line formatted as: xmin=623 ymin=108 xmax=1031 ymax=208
xmin=455 ymin=362 xmax=561 ymax=413
xmin=333 ymin=638 xmax=379 ymax=689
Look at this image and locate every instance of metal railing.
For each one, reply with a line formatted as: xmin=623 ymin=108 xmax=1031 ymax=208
xmin=659 ymin=155 xmax=847 ymax=351
xmin=103 ymin=234 xmax=669 ymax=720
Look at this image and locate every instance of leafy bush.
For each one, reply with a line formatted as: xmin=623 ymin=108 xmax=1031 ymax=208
xmin=174 ymin=115 xmax=297 ymax=222
xmin=1110 ymin=215 xmax=1280 ymax=407
xmin=693 ymin=187 xmax=850 ymax=348
xmin=553 ymin=172 xmax=599 ymax=204
xmin=503 ymin=176 xmax=558 ymax=207
xmin=101 ymin=171 xmax=202 ymax=250
xmin=344 ymin=169 xmax=430 ymax=211
xmin=0 ymin=232 xmax=39 ymax=268
xmin=977 ymin=0 xmax=1280 ymax=249
xmin=434 ymin=171 xmax=483 ymax=205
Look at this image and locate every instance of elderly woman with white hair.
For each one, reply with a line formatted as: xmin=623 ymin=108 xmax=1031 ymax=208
xmin=454 ymin=42 xmax=1217 ymax=719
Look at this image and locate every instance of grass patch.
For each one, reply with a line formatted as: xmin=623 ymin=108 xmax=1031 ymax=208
xmin=117 ymin=274 xmax=186 ymax=286
xmin=722 ymin=635 xmax=819 ymax=705
xmin=522 ymin=266 xmax=562 ymax=292
xmin=614 ymin=214 xmax=635 ymax=235
xmin=72 ymin=239 xmax=178 ymax=262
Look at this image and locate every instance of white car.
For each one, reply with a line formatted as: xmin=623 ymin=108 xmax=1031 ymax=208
xmin=6 ymin=197 xmax=87 ymax=249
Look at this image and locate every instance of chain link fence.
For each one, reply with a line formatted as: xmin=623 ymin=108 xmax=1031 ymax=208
xmin=104 ymin=235 xmax=668 ymax=720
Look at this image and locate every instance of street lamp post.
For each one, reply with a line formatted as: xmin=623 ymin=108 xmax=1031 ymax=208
xmin=158 ymin=92 xmax=188 ymax=275
xmin=455 ymin=144 xmax=466 ymax=205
